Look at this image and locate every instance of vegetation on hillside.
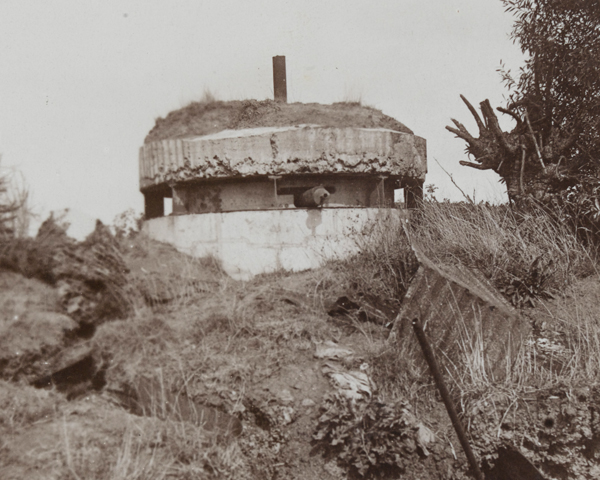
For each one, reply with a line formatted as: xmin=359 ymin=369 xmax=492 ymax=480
xmin=447 ymin=0 xmax=600 ymax=242
xmin=318 ymin=200 xmax=600 ymax=479
xmin=1 ymin=191 xmax=599 ymax=478
xmin=2 ymin=1 xmax=600 ymax=476
xmin=0 ymin=158 xmax=29 ymax=238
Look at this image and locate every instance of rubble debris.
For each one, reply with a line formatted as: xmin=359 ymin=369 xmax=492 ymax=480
xmin=392 ymin=245 xmax=529 ymax=381
xmin=321 ymin=361 xmax=374 ymax=402
xmin=243 ymin=393 xmax=298 ymax=430
xmin=466 ymin=385 xmax=597 ymax=479
xmin=415 ymin=423 xmax=436 ymax=457
xmin=2 ymin=216 xmax=132 ymax=326
xmin=276 ymin=388 xmax=294 ymax=406
xmin=313 ymin=340 xmax=354 ymax=360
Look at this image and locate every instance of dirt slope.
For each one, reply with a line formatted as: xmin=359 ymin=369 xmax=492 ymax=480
xmin=0 ymin=236 xmax=464 ymax=480
xmin=144 ymin=99 xmax=413 ymax=144
xmin=2 ymin=231 xmax=600 ymax=479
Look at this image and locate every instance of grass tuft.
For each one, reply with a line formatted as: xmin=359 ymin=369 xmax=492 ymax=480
xmin=410 ymin=201 xmax=595 ymax=305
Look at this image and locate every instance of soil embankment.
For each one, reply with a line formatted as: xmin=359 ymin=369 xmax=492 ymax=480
xmin=1 ymin=213 xmax=600 ymax=479
xmin=144 ymin=99 xmax=413 ymax=144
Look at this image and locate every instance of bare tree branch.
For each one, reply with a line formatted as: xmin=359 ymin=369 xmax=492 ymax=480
xmin=434 ymin=157 xmax=475 ymax=203
xmin=450 ymin=118 xmax=473 ymax=136
xmin=524 ymin=110 xmax=546 ymax=170
xmin=445 ymin=125 xmax=476 ymax=143
xmin=480 ymin=100 xmax=517 ymax=155
xmin=459 ymin=160 xmax=494 ymax=170
xmin=497 ymin=107 xmax=523 ymax=128
xmin=460 ymin=94 xmax=486 ymax=136
xmin=520 ymin=146 xmax=526 ymax=195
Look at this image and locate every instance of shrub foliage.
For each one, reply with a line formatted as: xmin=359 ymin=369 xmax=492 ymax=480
xmin=313 ymin=394 xmax=427 ymax=479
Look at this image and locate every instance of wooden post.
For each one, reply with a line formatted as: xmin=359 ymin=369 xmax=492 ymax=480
xmin=273 ymin=56 xmax=287 ymax=102
xmin=412 ymin=318 xmax=485 ymax=480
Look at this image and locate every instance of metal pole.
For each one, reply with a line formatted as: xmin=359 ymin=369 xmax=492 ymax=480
xmin=272 ymin=55 xmax=287 ymax=102
xmin=411 ymin=318 xmax=485 ymax=480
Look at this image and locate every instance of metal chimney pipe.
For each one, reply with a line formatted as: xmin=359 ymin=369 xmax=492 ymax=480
xmin=272 ymin=55 xmax=287 ymax=102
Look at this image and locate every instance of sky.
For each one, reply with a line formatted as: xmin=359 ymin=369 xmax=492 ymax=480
xmin=0 ymin=0 xmax=526 ymax=226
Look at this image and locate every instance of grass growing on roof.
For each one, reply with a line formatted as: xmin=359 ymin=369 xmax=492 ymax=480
xmin=144 ymin=99 xmax=413 ymax=144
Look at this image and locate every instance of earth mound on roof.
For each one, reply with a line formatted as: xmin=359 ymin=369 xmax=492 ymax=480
xmin=144 ymin=99 xmax=413 ymax=144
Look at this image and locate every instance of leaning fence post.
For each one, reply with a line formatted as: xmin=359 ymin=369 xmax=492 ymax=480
xmin=411 ymin=317 xmax=485 ymax=480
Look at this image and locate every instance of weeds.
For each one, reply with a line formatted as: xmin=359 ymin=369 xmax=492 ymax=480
xmin=112 ymin=209 xmax=144 ymax=239
xmin=0 ymin=381 xmax=64 ymax=430
xmin=145 ymin=99 xmax=412 ymax=144
xmin=402 ymin=202 xmax=598 ymax=389
xmin=58 ymin=411 xmax=244 ymax=480
xmin=123 ymin=234 xmax=226 ymax=313
xmin=347 ymin=200 xmax=600 ymax=473
xmin=0 ymin=159 xmax=29 ymax=238
xmin=409 ymin=201 xmax=595 ymax=306
xmin=330 ymin=212 xmax=418 ymax=320
xmin=313 ymin=393 xmax=431 ymax=479
xmin=3 ymin=188 xmax=600 ymax=479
